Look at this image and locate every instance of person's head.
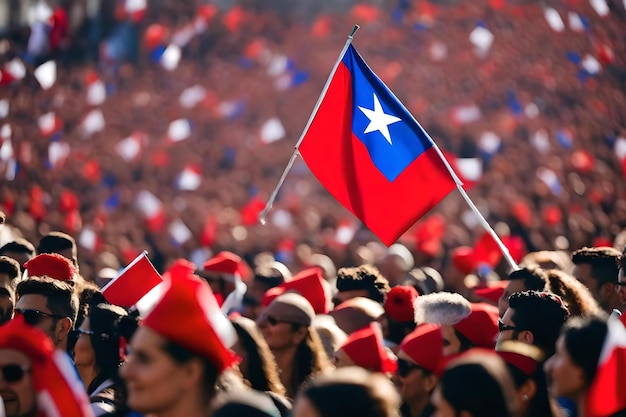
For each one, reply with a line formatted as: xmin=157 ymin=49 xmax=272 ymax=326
xmin=0 ymin=239 xmax=36 ymax=270
xmin=496 ymin=341 xmax=556 ymax=417
xmin=545 ymin=269 xmax=602 ymax=317
xmin=120 ymin=273 xmax=239 ymax=415
xmin=618 ymin=249 xmax=626 ymax=305
xmin=334 ymin=264 xmax=390 ymax=305
xmin=413 ymin=292 xmax=472 ymax=356
xmin=15 ymin=277 xmax=78 ymax=350
xmin=543 ymin=315 xmax=608 ymax=402
xmin=0 ymin=286 xmax=14 ymax=325
xmin=23 ymin=253 xmax=77 ymax=282
xmin=212 ymin=390 xmax=284 ymax=417
xmin=243 ymin=263 xmax=289 ymax=320
xmin=572 ymin=246 xmax=622 ymax=313
xmin=396 ymin=323 xmax=443 ymax=412
xmin=0 ymin=256 xmax=21 ymax=291
xmin=73 ymin=303 xmax=138 ymax=392
xmin=195 ymin=251 xmax=243 ymax=300
xmin=497 ymin=291 xmax=569 ymax=358
xmin=329 ymin=296 xmax=385 ymax=335
xmin=432 ymin=350 xmax=519 ymax=417
xmin=292 ymin=367 xmax=400 ymax=417
xmin=230 ymin=315 xmax=286 ymax=396
xmin=334 ymin=323 xmax=396 ymax=374
xmin=498 ymin=266 xmax=548 ymax=317
xmin=383 ymin=285 xmax=418 ymax=345
xmin=36 ymin=232 xmax=78 ymax=269
xmin=0 ymin=316 xmax=93 ymax=417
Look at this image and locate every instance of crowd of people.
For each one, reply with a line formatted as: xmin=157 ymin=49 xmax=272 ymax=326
xmin=0 ymin=0 xmax=625 ymax=416
xmin=0 ymin=225 xmax=625 ymax=417
xmin=0 ymin=0 xmax=623 ymax=282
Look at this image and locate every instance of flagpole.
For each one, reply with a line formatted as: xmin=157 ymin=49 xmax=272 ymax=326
xmin=429 ymin=141 xmax=520 ymax=272
xmin=259 ymin=25 xmax=360 ymax=225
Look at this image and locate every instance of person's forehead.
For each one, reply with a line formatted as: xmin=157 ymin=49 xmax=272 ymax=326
xmin=16 ymin=293 xmax=50 ymax=312
xmin=0 ymin=349 xmax=30 ymax=366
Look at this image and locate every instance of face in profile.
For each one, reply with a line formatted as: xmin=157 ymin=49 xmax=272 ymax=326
xmin=440 ymin=325 xmax=461 ymax=356
xmin=543 ymin=335 xmax=586 ymax=400
xmin=0 ymin=349 xmax=36 ymax=417
xmin=72 ymin=318 xmax=95 ymax=370
xmin=120 ymin=326 xmax=196 ymax=414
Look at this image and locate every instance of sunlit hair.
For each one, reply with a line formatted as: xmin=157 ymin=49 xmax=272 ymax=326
xmin=571 ymin=246 xmax=621 ymax=287
xmin=544 ymin=269 xmax=602 ymax=317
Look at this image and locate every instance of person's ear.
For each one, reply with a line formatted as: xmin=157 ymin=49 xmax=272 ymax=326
xmin=519 ymin=379 xmax=537 ymax=402
xmin=423 ymin=373 xmax=439 ymax=393
xmin=55 ymin=317 xmax=72 ymax=341
xmin=519 ymin=330 xmax=534 ymax=345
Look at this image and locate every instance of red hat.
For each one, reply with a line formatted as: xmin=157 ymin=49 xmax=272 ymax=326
xmin=453 ymin=303 xmax=499 ymax=350
xmin=384 ymin=285 xmax=418 ymax=322
xmin=0 ymin=316 xmax=94 ymax=417
xmin=340 ymin=323 xmax=397 ymax=373
xmin=164 ymin=258 xmax=196 ymax=280
xmin=24 ymin=253 xmax=76 ymax=281
xmin=496 ymin=340 xmax=544 ymax=377
xmin=451 ymin=246 xmax=475 ymax=275
xmin=262 ymin=267 xmax=330 ymax=314
xmin=497 ymin=350 xmax=539 ymax=377
xmin=142 ymin=271 xmax=240 ymax=373
xmin=473 ymin=281 xmax=508 ymax=305
xmin=199 ymin=251 xmax=244 ymax=281
xmin=399 ymin=323 xmax=444 ymax=374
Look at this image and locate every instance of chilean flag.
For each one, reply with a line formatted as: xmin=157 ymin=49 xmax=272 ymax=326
xmin=298 ymin=44 xmax=456 ymax=246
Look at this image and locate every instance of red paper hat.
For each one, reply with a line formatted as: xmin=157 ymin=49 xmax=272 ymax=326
xmin=399 ymin=323 xmax=444 ymax=374
xmin=384 ymin=285 xmax=418 ymax=322
xmin=340 ymin=323 xmax=397 ymax=373
xmin=473 ymin=281 xmax=508 ymax=305
xmin=0 ymin=316 xmax=94 ymax=417
xmin=24 ymin=253 xmax=76 ymax=281
xmin=200 ymin=251 xmax=244 ymax=280
xmin=142 ymin=271 xmax=239 ymax=373
xmin=262 ymin=267 xmax=329 ymax=314
xmin=451 ymin=246 xmax=475 ymax=275
xmin=102 ymin=251 xmax=163 ymax=307
xmin=164 ymin=258 xmax=196 ymax=280
xmin=453 ymin=303 xmax=499 ymax=350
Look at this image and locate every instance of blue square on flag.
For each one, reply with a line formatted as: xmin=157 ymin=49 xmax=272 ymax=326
xmin=346 ymin=50 xmax=430 ymax=182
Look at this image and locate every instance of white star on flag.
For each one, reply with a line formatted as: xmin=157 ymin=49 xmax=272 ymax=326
xmin=358 ymin=93 xmax=401 ymax=145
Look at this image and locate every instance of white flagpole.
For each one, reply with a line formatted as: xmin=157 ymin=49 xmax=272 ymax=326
xmin=258 ymin=25 xmax=360 ymax=225
xmin=428 ymin=140 xmax=520 ymax=272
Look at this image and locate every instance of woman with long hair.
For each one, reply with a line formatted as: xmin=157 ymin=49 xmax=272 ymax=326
xmin=230 ymin=315 xmax=286 ymax=396
xmin=544 ymin=315 xmax=626 ymax=417
xmin=73 ymin=302 xmax=139 ymax=416
xmin=256 ymin=292 xmax=332 ymax=398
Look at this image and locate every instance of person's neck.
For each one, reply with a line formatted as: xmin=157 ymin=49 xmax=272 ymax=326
xmin=76 ymin=364 xmax=98 ymax=392
xmin=272 ymin=346 xmax=298 ymax=397
xmin=407 ymin=394 xmax=430 ymax=417
xmin=576 ymin=394 xmax=586 ymax=417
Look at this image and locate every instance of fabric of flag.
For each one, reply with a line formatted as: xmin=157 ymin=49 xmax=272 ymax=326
xmin=102 ymin=251 xmax=163 ymax=307
xmin=585 ymin=315 xmax=626 ymax=417
xmin=298 ymin=45 xmax=456 ymax=246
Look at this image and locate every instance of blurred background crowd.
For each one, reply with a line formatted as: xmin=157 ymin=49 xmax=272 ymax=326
xmin=0 ymin=0 xmax=624 ymax=281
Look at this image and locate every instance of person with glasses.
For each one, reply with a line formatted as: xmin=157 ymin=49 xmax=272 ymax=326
xmin=395 ymin=323 xmax=444 ymax=417
xmin=15 ymin=276 xmax=78 ymax=352
xmin=0 ymin=315 xmax=94 ymax=417
xmin=496 ymin=291 xmax=569 ymax=359
xmin=73 ymin=303 xmax=139 ymax=416
xmin=256 ymin=292 xmax=332 ymax=399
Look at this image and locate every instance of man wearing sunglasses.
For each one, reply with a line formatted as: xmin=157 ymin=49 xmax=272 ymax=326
xmin=14 ymin=276 xmax=78 ymax=352
xmin=495 ymin=290 xmax=569 ymax=358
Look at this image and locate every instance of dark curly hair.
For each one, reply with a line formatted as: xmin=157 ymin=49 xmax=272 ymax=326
xmin=336 ymin=264 xmax=391 ymax=304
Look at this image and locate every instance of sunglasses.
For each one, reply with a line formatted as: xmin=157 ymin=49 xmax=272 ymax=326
xmin=0 ymin=364 xmax=31 ymax=383
xmin=396 ymin=358 xmax=424 ymax=377
xmin=15 ymin=309 xmax=66 ymax=326
xmin=498 ymin=319 xmax=517 ymax=333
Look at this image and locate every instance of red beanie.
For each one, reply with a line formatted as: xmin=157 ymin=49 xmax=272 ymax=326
xmin=261 ymin=267 xmax=329 ymax=314
xmin=25 ymin=253 xmax=76 ymax=281
xmin=384 ymin=285 xmax=418 ymax=322
xmin=473 ymin=281 xmax=508 ymax=305
xmin=142 ymin=271 xmax=239 ymax=373
xmin=399 ymin=323 xmax=444 ymax=374
xmin=451 ymin=246 xmax=475 ymax=275
xmin=340 ymin=323 xmax=397 ymax=373
xmin=453 ymin=303 xmax=499 ymax=350
xmin=199 ymin=251 xmax=246 ymax=281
